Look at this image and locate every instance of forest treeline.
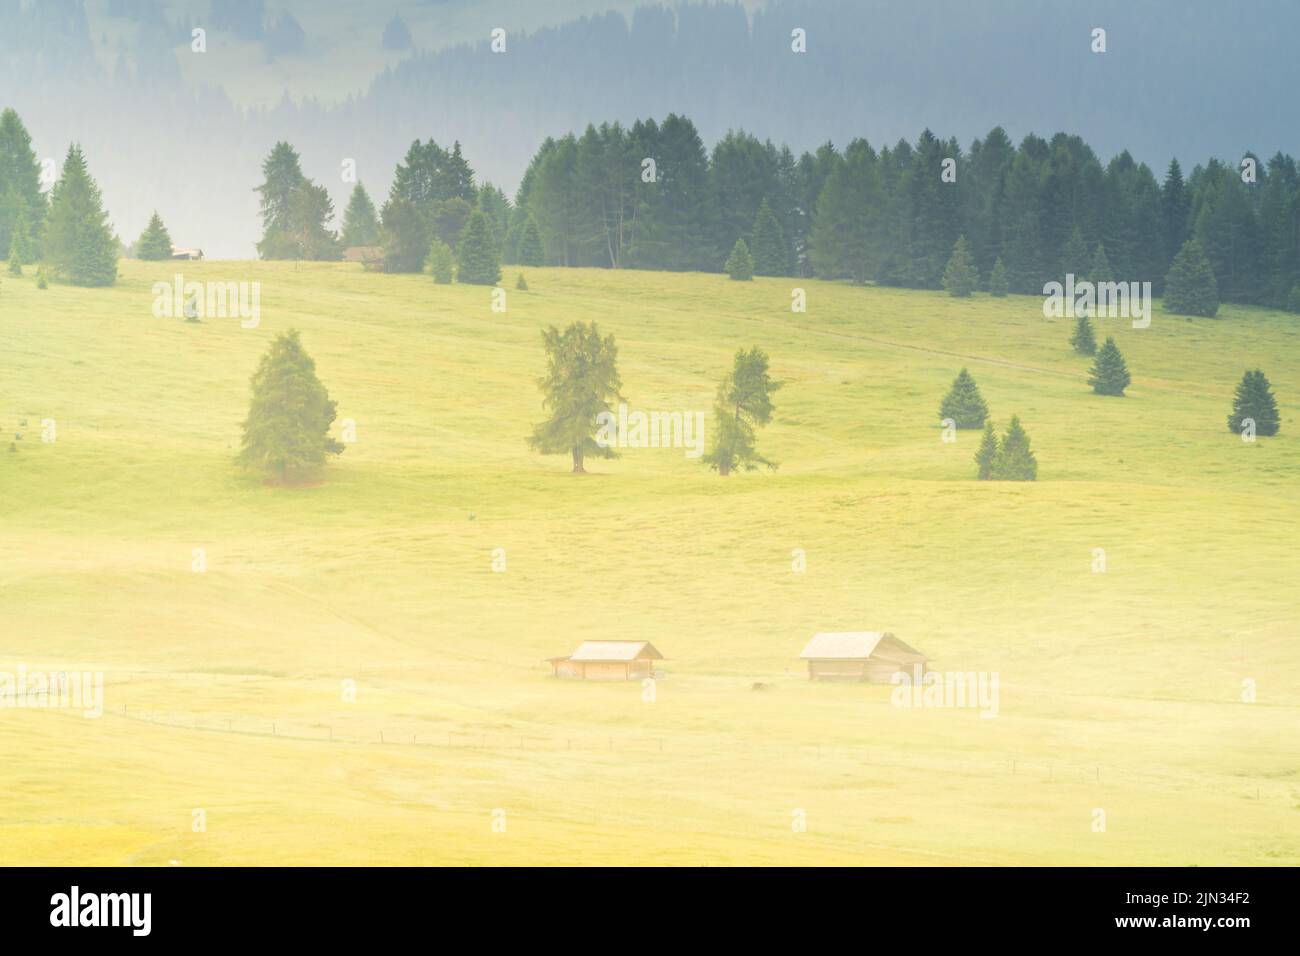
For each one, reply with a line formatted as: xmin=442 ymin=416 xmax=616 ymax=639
xmin=507 ymin=118 xmax=1300 ymax=307
xmin=252 ymin=114 xmax=1300 ymax=311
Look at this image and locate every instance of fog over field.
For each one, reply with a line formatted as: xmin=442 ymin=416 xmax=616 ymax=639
xmin=1 ymin=0 xmax=1297 ymax=883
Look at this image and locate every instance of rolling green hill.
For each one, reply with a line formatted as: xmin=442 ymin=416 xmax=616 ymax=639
xmin=1 ymin=260 xmax=1296 ymax=865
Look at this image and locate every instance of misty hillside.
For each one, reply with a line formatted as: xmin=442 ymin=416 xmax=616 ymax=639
xmin=3 ymin=0 xmax=1297 ymax=257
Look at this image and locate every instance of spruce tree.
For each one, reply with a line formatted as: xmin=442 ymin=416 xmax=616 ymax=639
xmin=1164 ymin=238 xmax=1220 ymax=317
xmin=725 ymin=238 xmax=754 ymax=280
xmin=1070 ymin=314 xmax=1097 ymax=355
xmin=426 ymin=240 xmax=453 ymax=284
xmin=990 ymin=415 xmax=1037 ymax=480
xmin=515 ymin=273 xmax=528 ymax=291
xmin=0 ymin=109 xmax=48 ymax=262
xmin=750 ymin=198 xmax=789 ymax=276
xmin=42 ymin=145 xmax=118 ymax=286
xmin=1060 ymin=226 xmax=1090 ymax=282
xmin=939 ymin=368 xmax=989 ymax=428
xmin=988 ymin=257 xmax=1009 ymax=297
xmin=942 ymin=235 xmax=979 ymax=297
xmin=456 ymin=209 xmax=501 ymax=285
xmin=528 ymin=322 xmax=623 ymax=473
xmin=1088 ymin=242 xmax=1113 ymax=285
xmin=974 ymin=421 xmax=998 ymax=480
xmin=340 ymin=183 xmax=381 ymax=248
xmin=1088 ymin=337 xmax=1131 ymax=396
xmin=703 ymin=347 xmax=781 ymax=476
xmin=516 ymin=213 xmax=545 ymax=266
xmin=7 ymin=252 xmax=20 ymax=277
xmin=8 ymin=208 xmax=33 ymax=265
xmin=238 ymin=330 xmax=345 ymax=484
xmin=135 ymin=211 xmax=173 ymax=260
xmin=1227 ymin=369 xmax=1280 ymax=437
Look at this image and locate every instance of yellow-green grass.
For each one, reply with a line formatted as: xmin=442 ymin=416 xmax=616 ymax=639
xmin=0 ymin=260 xmax=1296 ymax=865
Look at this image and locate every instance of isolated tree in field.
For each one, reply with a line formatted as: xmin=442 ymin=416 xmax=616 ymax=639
xmin=1088 ymin=337 xmax=1131 ymax=396
xmin=989 ymin=415 xmax=1037 ymax=480
xmin=340 ymin=183 xmax=381 ymax=248
xmin=136 ymin=212 xmax=173 ymax=260
xmin=704 ymin=347 xmax=781 ymax=476
xmin=942 ymin=235 xmax=979 ymax=297
xmin=426 ymin=240 xmax=453 ymax=284
xmin=1164 ymin=238 xmax=1219 ymax=317
xmin=974 ymin=420 xmax=998 ymax=479
xmin=7 ymin=251 xmax=20 ymax=276
xmin=1228 ymin=369 xmax=1279 ymax=437
xmin=988 ymin=257 xmax=1008 ymax=297
xmin=528 ymin=322 xmax=623 ymax=473
xmin=939 ymin=368 xmax=989 ymax=428
xmin=725 ymin=238 xmax=754 ymax=280
xmin=1070 ymin=314 xmax=1097 ymax=355
xmin=516 ymin=213 xmax=545 ymax=266
xmin=42 ymin=145 xmax=118 ymax=286
xmin=456 ymin=209 xmax=501 ymax=285
xmin=750 ymin=199 xmax=788 ymax=276
xmin=238 ymin=330 xmax=345 ymax=484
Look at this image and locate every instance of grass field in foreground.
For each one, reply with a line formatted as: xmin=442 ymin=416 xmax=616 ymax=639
xmin=1 ymin=260 xmax=1297 ymax=865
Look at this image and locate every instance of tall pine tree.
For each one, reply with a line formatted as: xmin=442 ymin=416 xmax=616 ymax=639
xmin=238 ymin=330 xmax=345 ymax=484
xmin=456 ymin=209 xmax=501 ymax=285
xmin=340 ymin=183 xmax=380 ymax=247
xmin=939 ymin=368 xmax=989 ymax=428
xmin=942 ymin=235 xmax=979 ymax=296
xmin=1088 ymin=337 xmax=1131 ymax=396
xmin=136 ymin=212 xmax=173 ymax=260
xmin=1164 ymin=238 xmax=1220 ymax=317
xmin=1228 ymin=369 xmax=1280 ymax=436
xmin=43 ymin=145 xmax=118 ymax=287
xmin=750 ymin=198 xmax=789 ymax=276
xmin=528 ymin=322 xmax=623 ymax=473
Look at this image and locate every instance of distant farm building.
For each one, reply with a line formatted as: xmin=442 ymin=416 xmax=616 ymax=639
xmin=549 ymin=641 xmax=663 ymax=681
xmin=343 ymin=246 xmax=386 ymax=270
xmin=171 ymin=248 xmax=204 ymax=261
xmin=799 ymin=632 xmax=928 ymax=682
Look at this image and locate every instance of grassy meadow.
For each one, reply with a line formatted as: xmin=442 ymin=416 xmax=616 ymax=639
xmin=0 ymin=259 xmax=1297 ymax=865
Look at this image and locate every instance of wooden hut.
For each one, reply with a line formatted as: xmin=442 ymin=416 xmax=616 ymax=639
xmin=799 ymin=632 xmax=927 ymax=682
xmin=548 ymin=641 xmax=663 ymax=681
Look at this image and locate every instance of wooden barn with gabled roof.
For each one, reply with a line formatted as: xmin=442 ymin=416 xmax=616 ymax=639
xmin=548 ymin=641 xmax=664 ymax=681
xmin=799 ymin=632 xmax=928 ymax=682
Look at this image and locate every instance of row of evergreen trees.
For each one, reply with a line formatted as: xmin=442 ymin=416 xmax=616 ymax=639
xmin=253 ymin=117 xmax=1300 ymax=317
xmin=459 ymin=116 xmax=1300 ymax=313
xmin=0 ymin=108 xmax=118 ymax=286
